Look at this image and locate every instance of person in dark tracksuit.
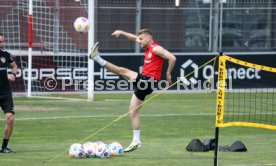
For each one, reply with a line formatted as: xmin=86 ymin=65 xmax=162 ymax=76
xmin=0 ymin=33 xmax=17 ymax=153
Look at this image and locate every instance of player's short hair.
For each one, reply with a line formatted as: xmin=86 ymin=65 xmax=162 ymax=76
xmin=0 ymin=33 xmax=3 ymax=37
xmin=137 ymin=29 xmax=153 ymax=36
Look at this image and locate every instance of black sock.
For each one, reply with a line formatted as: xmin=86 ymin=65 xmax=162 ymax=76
xmin=2 ymin=139 xmax=9 ymax=149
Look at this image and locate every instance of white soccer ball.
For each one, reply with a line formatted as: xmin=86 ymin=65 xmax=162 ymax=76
xmin=68 ymin=143 xmax=86 ymax=158
xmin=82 ymin=141 xmax=96 ymax=157
xmin=109 ymin=142 xmax=124 ymax=156
xmin=95 ymin=143 xmax=111 ymax=158
xmin=73 ymin=17 xmax=90 ymax=32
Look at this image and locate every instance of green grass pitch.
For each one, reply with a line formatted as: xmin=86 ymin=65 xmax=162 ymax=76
xmin=0 ymin=93 xmax=275 ymax=166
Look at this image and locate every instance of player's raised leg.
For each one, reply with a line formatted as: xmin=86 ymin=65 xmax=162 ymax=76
xmin=89 ymin=42 xmax=138 ymax=81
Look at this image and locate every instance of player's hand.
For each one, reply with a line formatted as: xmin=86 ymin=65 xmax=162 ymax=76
xmin=8 ymin=74 xmax=16 ymax=81
xmin=166 ymin=72 xmax=172 ymax=85
xmin=111 ymin=30 xmax=123 ymax=38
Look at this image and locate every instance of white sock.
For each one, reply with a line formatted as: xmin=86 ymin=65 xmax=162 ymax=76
xmin=132 ymin=130 xmax=141 ymax=143
xmin=94 ymin=55 xmax=106 ymax=66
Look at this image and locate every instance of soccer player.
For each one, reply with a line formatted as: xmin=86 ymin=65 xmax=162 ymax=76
xmin=89 ymin=29 xmax=176 ymax=152
xmin=0 ymin=33 xmax=17 ymax=153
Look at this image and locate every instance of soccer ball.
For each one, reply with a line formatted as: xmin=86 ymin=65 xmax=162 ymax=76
xmin=82 ymin=141 xmax=96 ymax=157
xmin=95 ymin=143 xmax=111 ymax=158
xmin=73 ymin=17 xmax=90 ymax=32
xmin=109 ymin=142 xmax=124 ymax=156
xmin=68 ymin=143 xmax=86 ymax=158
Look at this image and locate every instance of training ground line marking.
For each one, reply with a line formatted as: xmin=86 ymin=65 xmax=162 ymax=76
xmin=1 ymin=113 xmax=215 ymax=121
xmin=0 ymin=112 xmax=274 ymax=121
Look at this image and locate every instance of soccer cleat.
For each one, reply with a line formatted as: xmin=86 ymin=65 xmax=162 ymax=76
xmin=124 ymin=142 xmax=142 ymax=153
xmin=0 ymin=147 xmax=15 ymax=153
xmin=89 ymin=42 xmax=99 ymax=60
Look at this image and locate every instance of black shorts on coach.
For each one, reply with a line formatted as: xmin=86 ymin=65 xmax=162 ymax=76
xmin=0 ymin=96 xmax=14 ymax=114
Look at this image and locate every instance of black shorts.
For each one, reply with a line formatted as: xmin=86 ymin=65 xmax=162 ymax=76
xmin=133 ymin=75 xmax=157 ymax=101
xmin=0 ymin=96 xmax=15 ymax=114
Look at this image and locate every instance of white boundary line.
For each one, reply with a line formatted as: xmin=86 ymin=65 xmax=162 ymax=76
xmin=1 ymin=113 xmax=216 ymax=121
xmin=1 ymin=112 xmax=275 ymax=121
xmin=25 ymin=96 xmax=87 ymax=101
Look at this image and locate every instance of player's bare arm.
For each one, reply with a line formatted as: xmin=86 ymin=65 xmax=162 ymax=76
xmin=111 ymin=30 xmax=140 ymax=43
xmin=153 ymin=46 xmax=176 ymax=84
xmin=7 ymin=61 xmax=17 ymax=81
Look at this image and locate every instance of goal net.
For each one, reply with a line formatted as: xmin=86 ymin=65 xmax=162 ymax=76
xmin=215 ymin=55 xmax=276 ymax=130
xmin=0 ymin=0 xmax=91 ymax=99
xmin=214 ymin=54 xmax=276 ymax=166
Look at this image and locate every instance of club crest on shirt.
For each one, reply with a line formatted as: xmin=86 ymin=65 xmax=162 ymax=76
xmin=0 ymin=57 xmax=5 ymax=63
xmin=147 ymin=52 xmax=152 ymax=58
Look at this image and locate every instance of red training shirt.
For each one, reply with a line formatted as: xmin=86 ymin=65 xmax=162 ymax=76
xmin=141 ymin=42 xmax=164 ymax=80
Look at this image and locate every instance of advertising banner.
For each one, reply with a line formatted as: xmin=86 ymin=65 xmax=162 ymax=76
xmin=11 ymin=54 xmax=276 ymax=93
